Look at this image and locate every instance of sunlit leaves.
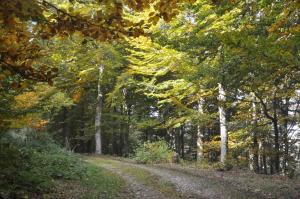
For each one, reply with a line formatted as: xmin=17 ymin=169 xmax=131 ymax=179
xmin=14 ymin=92 xmax=40 ymax=109
xmin=0 ymin=0 xmax=197 ymax=88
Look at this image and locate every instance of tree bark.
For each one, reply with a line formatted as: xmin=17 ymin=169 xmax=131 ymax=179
xmin=62 ymin=106 xmax=71 ymax=150
xmin=180 ymin=125 xmax=185 ymax=158
xmin=79 ymin=102 xmax=85 ymax=153
xmin=255 ymin=93 xmax=280 ymax=173
xmin=262 ymin=142 xmax=268 ymax=174
xmin=95 ymin=64 xmax=104 ymax=154
xmin=123 ymin=89 xmax=131 ymax=156
xmin=112 ymin=107 xmax=119 ymax=155
xmin=175 ymin=128 xmax=180 ymax=155
xmin=218 ymin=83 xmax=227 ymax=163
xmin=282 ymin=97 xmax=289 ymax=174
xmin=250 ymin=94 xmax=259 ymax=173
xmin=119 ymin=106 xmax=124 ymax=156
xmin=272 ymin=99 xmax=280 ymax=173
xmin=167 ymin=128 xmax=176 ymax=150
xmin=197 ymin=99 xmax=204 ymax=161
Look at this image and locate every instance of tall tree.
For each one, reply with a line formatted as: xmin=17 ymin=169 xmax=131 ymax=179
xmin=95 ymin=64 xmax=104 ymax=154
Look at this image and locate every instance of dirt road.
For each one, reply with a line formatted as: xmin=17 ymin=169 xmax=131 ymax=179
xmin=86 ymin=156 xmax=300 ymax=199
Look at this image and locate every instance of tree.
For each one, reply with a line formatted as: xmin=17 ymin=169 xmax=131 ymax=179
xmin=0 ymin=0 xmax=196 ymax=85
xmin=95 ymin=64 xmax=104 ymax=154
xmin=218 ymin=83 xmax=227 ymax=163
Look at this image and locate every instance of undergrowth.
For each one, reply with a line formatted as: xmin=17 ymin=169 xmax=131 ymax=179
xmin=134 ymin=140 xmax=175 ymax=164
xmin=0 ymin=130 xmax=125 ymax=198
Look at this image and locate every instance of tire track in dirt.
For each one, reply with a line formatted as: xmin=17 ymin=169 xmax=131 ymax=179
xmin=99 ymin=162 xmax=170 ymax=199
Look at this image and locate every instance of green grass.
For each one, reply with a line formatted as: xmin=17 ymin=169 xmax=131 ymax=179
xmin=51 ymin=161 xmax=127 ymax=199
xmin=82 ymin=163 xmax=126 ymax=199
xmin=121 ymin=167 xmax=182 ymax=199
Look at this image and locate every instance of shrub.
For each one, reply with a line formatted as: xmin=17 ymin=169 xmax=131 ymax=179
xmin=213 ymin=160 xmax=233 ymax=171
xmin=134 ymin=140 xmax=174 ymax=164
xmin=0 ymin=130 xmax=87 ymax=197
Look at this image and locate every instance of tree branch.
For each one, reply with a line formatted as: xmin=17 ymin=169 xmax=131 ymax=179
xmin=254 ymin=92 xmax=275 ymax=122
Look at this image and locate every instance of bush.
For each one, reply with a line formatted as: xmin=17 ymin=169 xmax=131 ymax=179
xmin=0 ymin=130 xmax=87 ymax=197
xmin=134 ymin=140 xmax=174 ymax=164
xmin=213 ymin=160 xmax=233 ymax=171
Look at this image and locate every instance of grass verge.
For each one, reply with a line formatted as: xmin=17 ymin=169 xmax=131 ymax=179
xmin=50 ymin=162 xmax=127 ymax=199
xmin=121 ymin=167 xmax=182 ymax=199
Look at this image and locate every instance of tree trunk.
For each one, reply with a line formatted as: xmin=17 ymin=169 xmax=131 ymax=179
xmin=197 ymin=99 xmax=204 ymax=161
xmin=262 ymin=142 xmax=268 ymax=174
xmin=272 ymin=99 xmax=280 ymax=173
xmin=112 ymin=107 xmax=119 ymax=155
xmin=256 ymin=93 xmax=280 ymax=174
xmin=270 ymin=157 xmax=274 ymax=175
xmin=175 ymin=128 xmax=180 ymax=155
xmin=250 ymin=94 xmax=259 ymax=173
xmin=123 ymin=102 xmax=131 ymax=156
xmin=218 ymin=83 xmax=227 ymax=163
xmin=180 ymin=126 xmax=184 ymax=158
xmin=62 ymin=106 xmax=71 ymax=150
xmin=282 ymin=97 xmax=289 ymax=174
xmin=119 ymin=114 xmax=124 ymax=156
xmin=95 ymin=64 xmax=104 ymax=154
xmin=112 ymin=127 xmax=118 ymax=155
xmin=79 ymin=102 xmax=85 ymax=153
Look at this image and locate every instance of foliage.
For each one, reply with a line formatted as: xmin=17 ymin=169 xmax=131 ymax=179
xmin=213 ymin=160 xmax=233 ymax=172
xmin=0 ymin=130 xmax=86 ymax=197
xmin=134 ymin=140 xmax=175 ymax=164
xmin=0 ymin=0 xmax=196 ymax=86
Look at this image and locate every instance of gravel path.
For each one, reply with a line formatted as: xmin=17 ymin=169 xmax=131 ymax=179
xmin=96 ymin=159 xmax=230 ymax=199
xmin=92 ymin=158 xmax=267 ymax=199
xmin=133 ymin=164 xmax=217 ymax=199
xmin=99 ymin=162 xmax=170 ymax=199
xmin=89 ymin=157 xmax=299 ymax=199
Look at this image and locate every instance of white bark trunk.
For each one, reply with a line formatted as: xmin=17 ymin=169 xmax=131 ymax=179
xmin=167 ymin=128 xmax=176 ymax=150
xmin=249 ymin=93 xmax=257 ymax=170
xmin=218 ymin=83 xmax=227 ymax=163
xmin=197 ymin=99 xmax=204 ymax=161
xmin=258 ymin=141 xmax=263 ymax=170
xmin=95 ymin=64 xmax=104 ymax=154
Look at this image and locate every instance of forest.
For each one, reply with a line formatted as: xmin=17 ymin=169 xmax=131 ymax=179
xmin=1 ymin=0 xmax=300 ymax=198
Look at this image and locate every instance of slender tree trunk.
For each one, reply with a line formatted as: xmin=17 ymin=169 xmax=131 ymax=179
xmin=180 ymin=126 xmax=184 ymax=158
xmin=218 ymin=83 xmax=227 ymax=163
xmin=79 ymin=102 xmax=85 ymax=153
xmin=112 ymin=127 xmax=118 ymax=155
xmin=270 ymin=160 xmax=273 ymax=174
xmin=282 ymin=97 xmax=289 ymax=174
xmin=258 ymin=141 xmax=263 ymax=173
xmin=250 ymin=94 xmax=259 ymax=173
xmin=167 ymin=128 xmax=176 ymax=150
xmin=297 ymin=147 xmax=300 ymax=162
xmin=119 ymin=107 xmax=124 ymax=156
xmin=262 ymin=142 xmax=268 ymax=174
xmin=123 ymin=100 xmax=131 ymax=156
xmin=95 ymin=64 xmax=104 ymax=154
xmin=112 ymin=107 xmax=119 ymax=155
xmin=197 ymin=99 xmax=204 ymax=161
xmin=175 ymin=128 xmax=180 ymax=155
xmin=272 ymin=99 xmax=280 ymax=173
xmin=256 ymin=93 xmax=280 ymax=174
xmin=118 ymin=105 xmax=125 ymax=156
xmin=62 ymin=106 xmax=71 ymax=150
